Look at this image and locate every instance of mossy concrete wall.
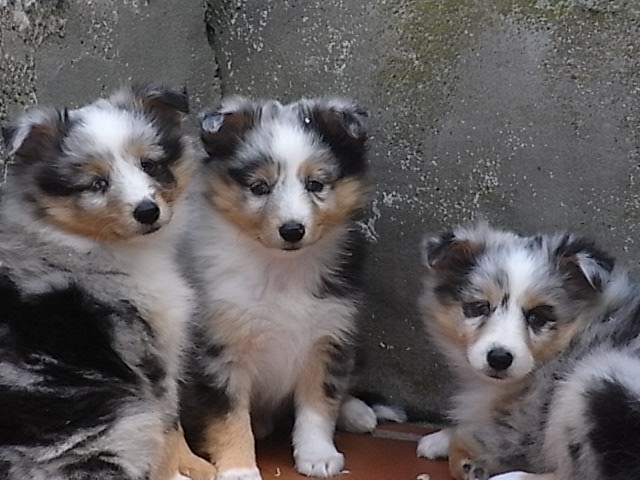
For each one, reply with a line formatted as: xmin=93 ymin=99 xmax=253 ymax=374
xmin=2 ymin=0 xmax=639 ymax=422
xmin=207 ymin=0 xmax=640 ymax=421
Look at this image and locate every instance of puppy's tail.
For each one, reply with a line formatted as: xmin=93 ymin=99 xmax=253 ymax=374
xmin=337 ymin=393 xmax=407 ymax=434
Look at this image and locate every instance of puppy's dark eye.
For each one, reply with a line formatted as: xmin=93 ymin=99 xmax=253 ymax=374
xmin=462 ymin=301 xmax=491 ymax=318
xmin=89 ymin=178 xmax=109 ymax=193
xmin=250 ymin=181 xmax=271 ymax=196
xmin=141 ymin=158 xmax=163 ymax=177
xmin=525 ymin=306 xmax=555 ymax=331
xmin=305 ymin=179 xmax=324 ymax=193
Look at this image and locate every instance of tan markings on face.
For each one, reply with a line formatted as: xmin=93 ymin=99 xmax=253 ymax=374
xmin=37 ymin=195 xmax=134 ymax=241
xmin=527 ymin=318 xmax=583 ymax=365
xmin=80 ymin=156 xmax=110 ymax=179
xmin=126 ymin=139 xmax=155 ymax=161
xmin=426 ymin=303 xmax=471 ymax=352
xmin=297 ymin=337 xmax=342 ymax=415
xmin=202 ymin=407 xmax=257 ymax=472
xmin=152 ymin=425 xmax=217 ymax=480
xmin=520 ymin=292 xmax=550 ymax=312
xmin=299 ymin=157 xmax=327 ymax=180
xmin=158 ymin=154 xmax=194 ymax=204
xmin=205 ymin=175 xmax=265 ymax=241
xmin=311 ymin=177 xmax=368 ymax=234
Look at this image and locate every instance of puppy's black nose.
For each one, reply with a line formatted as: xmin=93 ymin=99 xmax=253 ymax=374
xmin=487 ymin=348 xmax=513 ymax=371
xmin=133 ymin=200 xmax=160 ymax=225
xmin=279 ymin=222 xmax=305 ymax=243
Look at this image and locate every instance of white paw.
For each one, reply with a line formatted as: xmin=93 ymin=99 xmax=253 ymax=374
xmin=294 ymin=443 xmax=345 ymax=478
xmin=417 ymin=429 xmax=451 ymax=459
xmin=490 ymin=472 xmax=530 ymax=480
xmin=216 ymin=467 xmax=262 ymax=480
xmin=337 ymin=396 xmax=377 ymax=433
xmin=170 ymin=474 xmax=190 ymax=480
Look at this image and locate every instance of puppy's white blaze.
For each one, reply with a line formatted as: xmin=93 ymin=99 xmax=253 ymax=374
xmin=73 ymin=106 xmax=153 ymax=153
xmin=274 ymin=174 xmax=312 ymax=225
xmin=269 ymin=122 xmax=318 ymax=166
xmin=468 ymin=307 xmax=534 ymax=379
xmin=504 ymin=248 xmax=540 ymax=301
xmin=111 ymin=156 xmax=155 ymax=207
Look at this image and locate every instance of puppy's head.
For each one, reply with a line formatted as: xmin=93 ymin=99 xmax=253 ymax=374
xmin=2 ymin=84 xmax=194 ymax=242
xmin=198 ymin=96 xmax=369 ymax=252
xmin=420 ymin=222 xmax=614 ymax=383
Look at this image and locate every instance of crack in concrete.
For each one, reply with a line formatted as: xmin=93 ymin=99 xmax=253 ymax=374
xmin=204 ymin=0 xmax=226 ymax=97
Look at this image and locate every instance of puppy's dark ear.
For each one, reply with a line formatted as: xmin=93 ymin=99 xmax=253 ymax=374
xmin=132 ymin=84 xmax=189 ymax=129
xmin=305 ymin=99 xmax=368 ymax=177
xmin=199 ymin=104 xmax=254 ymax=160
xmin=421 ymin=231 xmax=477 ymax=271
xmin=5 ymin=108 xmax=70 ymax=165
xmin=554 ymin=234 xmax=614 ymax=293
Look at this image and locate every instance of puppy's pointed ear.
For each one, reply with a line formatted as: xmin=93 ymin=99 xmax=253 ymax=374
xmin=421 ymin=231 xmax=477 ymax=272
xmin=304 ymin=99 xmax=368 ymax=176
xmin=199 ymin=103 xmax=254 ymax=160
xmin=131 ymin=84 xmax=189 ymax=129
xmin=554 ymin=235 xmax=614 ymax=293
xmin=4 ymin=108 xmax=70 ymax=164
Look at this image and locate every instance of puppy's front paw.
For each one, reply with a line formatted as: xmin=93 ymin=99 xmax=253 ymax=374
xmin=337 ymin=396 xmax=377 ymax=433
xmin=455 ymin=458 xmax=489 ymax=480
xmin=216 ymin=467 xmax=262 ymax=480
xmin=294 ymin=443 xmax=345 ymax=478
xmin=417 ymin=429 xmax=451 ymax=459
xmin=489 ymin=472 xmax=530 ymax=480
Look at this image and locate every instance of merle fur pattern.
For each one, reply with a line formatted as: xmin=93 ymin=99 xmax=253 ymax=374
xmin=418 ymin=222 xmax=640 ymax=480
xmin=179 ymin=96 xmax=374 ymax=478
xmin=0 ymin=84 xmax=195 ymax=480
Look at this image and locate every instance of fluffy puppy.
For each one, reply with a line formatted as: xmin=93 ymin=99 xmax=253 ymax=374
xmin=416 ymin=222 xmax=640 ymax=480
xmin=180 ymin=96 xmax=381 ymax=479
xmin=0 ymin=85 xmax=215 ymax=480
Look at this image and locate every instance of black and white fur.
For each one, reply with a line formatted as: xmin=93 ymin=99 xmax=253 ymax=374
xmin=0 ymin=85 xmax=213 ymax=480
xmin=417 ymin=222 xmax=640 ymax=480
xmin=179 ymin=96 xmax=400 ymax=479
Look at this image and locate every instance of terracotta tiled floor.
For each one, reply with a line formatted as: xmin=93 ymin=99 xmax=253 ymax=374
xmin=256 ymin=424 xmax=452 ymax=480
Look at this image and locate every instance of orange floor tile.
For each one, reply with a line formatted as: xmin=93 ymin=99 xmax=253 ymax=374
xmin=256 ymin=424 xmax=452 ymax=480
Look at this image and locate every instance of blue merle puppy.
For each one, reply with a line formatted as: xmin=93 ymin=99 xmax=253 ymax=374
xmin=0 ymin=85 xmax=215 ymax=480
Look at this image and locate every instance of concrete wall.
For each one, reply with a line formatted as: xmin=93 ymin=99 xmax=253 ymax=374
xmin=2 ymin=0 xmax=639 ymax=422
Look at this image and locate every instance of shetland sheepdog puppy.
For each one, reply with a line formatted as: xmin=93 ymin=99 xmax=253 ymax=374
xmin=179 ymin=96 xmax=392 ymax=479
xmin=0 ymin=85 xmax=215 ymax=480
xmin=417 ymin=222 xmax=640 ymax=480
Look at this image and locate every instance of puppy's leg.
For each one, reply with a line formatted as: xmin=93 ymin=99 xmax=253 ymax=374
xmin=448 ymin=429 xmax=490 ymax=480
xmin=153 ymin=424 xmax=217 ymax=480
xmin=417 ymin=427 xmax=452 ymax=459
xmin=293 ymin=340 xmax=352 ymax=478
xmin=202 ymin=406 xmax=261 ymax=480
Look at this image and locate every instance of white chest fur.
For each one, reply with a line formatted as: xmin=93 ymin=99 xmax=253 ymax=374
xmin=195 ymin=221 xmax=356 ymax=408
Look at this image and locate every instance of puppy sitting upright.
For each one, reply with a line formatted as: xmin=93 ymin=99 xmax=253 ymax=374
xmin=417 ymin=222 xmax=640 ymax=480
xmin=0 ymin=85 xmax=214 ymax=480
xmin=180 ymin=97 xmax=375 ymax=479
